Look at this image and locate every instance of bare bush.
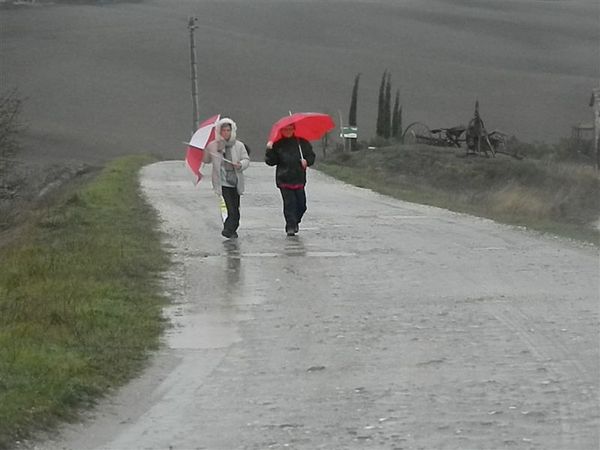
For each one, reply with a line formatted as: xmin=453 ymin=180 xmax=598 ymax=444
xmin=0 ymin=89 xmax=24 ymax=160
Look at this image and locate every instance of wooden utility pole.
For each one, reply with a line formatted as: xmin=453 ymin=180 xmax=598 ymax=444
xmin=590 ymin=87 xmax=600 ymax=170
xmin=188 ymin=17 xmax=199 ymax=135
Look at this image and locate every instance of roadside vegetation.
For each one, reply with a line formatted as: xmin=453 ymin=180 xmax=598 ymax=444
xmin=0 ymin=89 xmax=23 ymax=164
xmin=0 ymin=88 xmax=25 ymax=232
xmin=0 ymin=155 xmax=169 ymax=449
xmin=318 ymin=141 xmax=599 ymax=244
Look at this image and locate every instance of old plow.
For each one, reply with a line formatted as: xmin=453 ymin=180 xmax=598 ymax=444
xmin=402 ymin=101 xmax=518 ymax=158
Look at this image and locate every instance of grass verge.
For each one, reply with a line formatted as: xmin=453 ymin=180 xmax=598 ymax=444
xmin=318 ymin=145 xmax=599 ymax=244
xmin=0 ymin=155 xmax=169 ymax=449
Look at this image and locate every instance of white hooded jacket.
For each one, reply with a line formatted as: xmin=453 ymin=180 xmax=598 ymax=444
xmin=203 ymin=118 xmax=250 ymax=195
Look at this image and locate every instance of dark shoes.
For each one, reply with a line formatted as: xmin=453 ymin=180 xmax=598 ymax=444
xmin=221 ymin=229 xmax=238 ymax=239
xmin=286 ymin=224 xmax=299 ymax=236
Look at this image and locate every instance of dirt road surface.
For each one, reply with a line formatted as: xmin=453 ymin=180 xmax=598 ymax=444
xmin=37 ymin=161 xmax=598 ymax=450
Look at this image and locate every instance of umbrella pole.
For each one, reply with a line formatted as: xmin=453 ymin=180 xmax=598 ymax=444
xmin=289 ymin=110 xmax=305 ymax=161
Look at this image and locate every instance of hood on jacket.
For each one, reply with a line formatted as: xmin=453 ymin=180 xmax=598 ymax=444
xmin=215 ymin=118 xmax=237 ymax=143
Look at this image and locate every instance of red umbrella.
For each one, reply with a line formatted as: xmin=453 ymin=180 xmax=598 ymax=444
xmin=185 ymin=114 xmax=220 ymax=184
xmin=268 ymin=112 xmax=335 ymax=144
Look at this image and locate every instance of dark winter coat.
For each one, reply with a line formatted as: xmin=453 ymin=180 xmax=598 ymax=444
xmin=264 ymin=137 xmax=316 ymax=187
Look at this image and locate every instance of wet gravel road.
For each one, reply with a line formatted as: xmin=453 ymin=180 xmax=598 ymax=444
xmin=43 ymin=161 xmax=599 ymax=450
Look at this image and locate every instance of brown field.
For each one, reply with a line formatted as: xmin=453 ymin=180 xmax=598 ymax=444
xmin=0 ymin=0 xmax=597 ymax=167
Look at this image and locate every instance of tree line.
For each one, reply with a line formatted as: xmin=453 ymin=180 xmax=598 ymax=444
xmin=347 ymin=70 xmax=403 ymax=148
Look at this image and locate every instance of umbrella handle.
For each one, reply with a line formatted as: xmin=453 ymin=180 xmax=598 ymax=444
xmin=295 ymin=138 xmax=308 ymax=171
xmin=183 ymin=144 xmax=234 ymax=164
xmin=296 ymin=138 xmax=304 ymax=161
xmin=206 ymin=151 xmax=234 ymax=164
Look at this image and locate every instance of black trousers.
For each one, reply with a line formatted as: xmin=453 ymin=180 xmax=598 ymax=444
xmin=221 ymin=186 xmax=240 ymax=234
xmin=279 ymin=187 xmax=306 ymax=231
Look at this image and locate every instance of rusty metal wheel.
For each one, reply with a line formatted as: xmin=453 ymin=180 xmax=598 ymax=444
xmin=402 ymin=122 xmax=434 ymax=145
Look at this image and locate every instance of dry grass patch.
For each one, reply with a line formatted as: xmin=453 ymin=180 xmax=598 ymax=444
xmin=318 ymin=144 xmax=599 ymax=244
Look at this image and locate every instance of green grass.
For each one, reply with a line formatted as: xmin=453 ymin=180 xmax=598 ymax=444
xmin=0 ymin=155 xmax=169 ymax=449
xmin=318 ymin=144 xmax=599 ymax=244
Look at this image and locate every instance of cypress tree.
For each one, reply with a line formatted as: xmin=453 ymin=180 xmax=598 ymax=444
xmin=376 ymin=70 xmax=387 ymax=137
xmin=348 ymin=73 xmax=360 ymax=151
xmin=392 ymin=90 xmax=400 ymax=140
xmin=383 ymin=72 xmax=392 ymax=139
xmin=348 ymin=73 xmax=360 ymax=127
xmin=398 ymin=105 xmax=403 ymax=141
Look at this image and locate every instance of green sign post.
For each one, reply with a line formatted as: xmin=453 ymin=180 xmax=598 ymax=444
xmin=340 ymin=126 xmax=358 ymax=139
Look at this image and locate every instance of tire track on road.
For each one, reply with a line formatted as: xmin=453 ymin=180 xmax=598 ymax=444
xmin=488 ymin=298 xmax=599 ymax=448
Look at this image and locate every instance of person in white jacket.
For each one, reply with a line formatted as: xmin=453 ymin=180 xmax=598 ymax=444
xmin=203 ymin=118 xmax=250 ymax=238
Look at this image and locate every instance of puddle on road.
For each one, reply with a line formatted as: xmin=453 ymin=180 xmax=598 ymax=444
xmin=198 ymin=251 xmax=356 ymax=258
xmin=162 ymin=239 xmax=354 ymax=351
xmin=164 ymin=310 xmax=244 ymax=350
xmin=304 ymin=251 xmax=355 ymax=257
xmin=377 ymin=215 xmax=430 ymax=219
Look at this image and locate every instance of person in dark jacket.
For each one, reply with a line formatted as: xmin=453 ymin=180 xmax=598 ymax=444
xmin=265 ymin=124 xmax=316 ymax=236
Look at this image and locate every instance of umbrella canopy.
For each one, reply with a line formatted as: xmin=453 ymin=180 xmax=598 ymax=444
xmin=268 ymin=112 xmax=335 ymax=144
xmin=185 ymin=114 xmax=220 ymax=184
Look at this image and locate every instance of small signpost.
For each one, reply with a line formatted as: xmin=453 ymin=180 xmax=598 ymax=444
xmin=340 ymin=126 xmax=358 ymax=139
xmin=340 ymin=126 xmax=358 ymax=151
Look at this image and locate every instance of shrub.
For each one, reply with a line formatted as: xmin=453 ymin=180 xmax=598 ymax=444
xmin=506 ymin=136 xmax=595 ymax=165
xmin=0 ymin=89 xmax=24 ymax=160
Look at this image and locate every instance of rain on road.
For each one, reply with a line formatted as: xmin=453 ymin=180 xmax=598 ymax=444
xmin=43 ymin=161 xmax=599 ymax=450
